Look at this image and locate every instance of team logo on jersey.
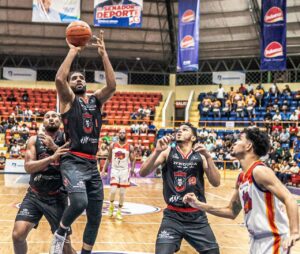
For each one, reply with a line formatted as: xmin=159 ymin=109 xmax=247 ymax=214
xmin=242 ymin=191 xmax=252 ymax=214
xmin=174 ymin=171 xmax=187 ymax=192
xmin=115 ymin=151 xmax=126 ymax=160
xmin=83 ymin=113 xmax=93 ymax=134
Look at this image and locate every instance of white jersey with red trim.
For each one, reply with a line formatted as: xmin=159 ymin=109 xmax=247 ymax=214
xmin=238 ymin=161 xmax=289 ymax=239
xmin=111 ymin=142 xmax=130 ymax=171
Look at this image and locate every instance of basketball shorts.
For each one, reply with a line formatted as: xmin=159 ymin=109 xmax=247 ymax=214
xmin=250 ymin=234 xmax=288 ymax=254
xmin=15 ymin=190 xmax=70 ymax=234
xmin=60 ymin=153 xmax=104 ymax=201
xmin=110 ymin=168 xmax=130 ymax=187
xmin=156 ymin=208 xmax=219 ymax=252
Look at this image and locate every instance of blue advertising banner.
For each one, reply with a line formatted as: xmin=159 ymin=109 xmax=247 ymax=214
xmin=94 ymin=0 xmax=143 ymax=28
xmin=260 ymin=0 xmax=286 ymax=71
xmin=177 ymin=0 xmax=200 ymax=72
xmin=32 ymin=0 xmax=80 ymax=23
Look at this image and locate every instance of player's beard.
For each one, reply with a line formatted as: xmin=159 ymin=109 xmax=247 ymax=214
xmin=71 ymin=85 xmax=86 ymax=95
xmin=119 ymin=136 xmax=126 ymax=142
xmin=45 ymin=125 xmax=59 ymax=133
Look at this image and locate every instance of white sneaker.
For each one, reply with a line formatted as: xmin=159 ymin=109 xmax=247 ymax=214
xmin=49 ymin=231 xmax=66 ymax=254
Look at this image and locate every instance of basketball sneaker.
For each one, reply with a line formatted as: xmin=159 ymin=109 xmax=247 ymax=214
xmin=116 ymin=209 xmax=123 ymax=220
xmin=49 ymin=231 xmax=66 ymax=254
xmin=108 ymin=202 xmax=114 ymax=217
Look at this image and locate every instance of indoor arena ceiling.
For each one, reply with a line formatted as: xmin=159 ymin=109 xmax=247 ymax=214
xmin=0 ymin=0 xmax=300 ymax=65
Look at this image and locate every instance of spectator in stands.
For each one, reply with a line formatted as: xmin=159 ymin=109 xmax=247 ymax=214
xmin=279 ymin=128 xmax=290 ymax=145
xmin=130 ymin=112 xmax=138 ymax=123
xmin=138 ymin=104 xmax=146 ymax=119
xmin=7 ymin=90 xmax=16 ymax=103
xmin=216 ymin=84 xmax=225 ymax=105
xmin=290 ymin=111 xmax=298 ymax=122
xmin=145 ymin=106 xmax=152 ymax=118
xmin=231 ymin=90 xmax=243 ymax=110
xmin=148 ymin=122 xmax=157 ymax=134
xmin=254 ymin=83 xmax=264 ymax=107
xmin=23 ymin=106 xmax=33 ymax=122
xmin=30 ymin=120 xmax=38 ymax=132
xmin=216 ymin=149 xmax=225 ymax=170
xmin=33 ymin=107 xmax=42 ymax=120
xmin=201 ymin=95 xmax=212 ymax=117
xmin=14 ymin=104 xmax=23 ymax=122
xmin=212 ymin=99 xmax=221 ymax=118
xmin=282 ymin=84 xmax=292 ymax=97
xmin=295 ymin=90 xmax=300 ymax=101
xmin=198 ymin=128 xmax=208 ymax=143
xmin=205 ymin=137 xmax=215 ymax=152
xmin=0 ymin=94 xmax=3 ymax=102
xmin=272 ymin=119 xmax=283 ymax=133
xmin=9 ymin=143 xmax=21 ymax=158
xmin=131 ymin=122 xmax=140 ymax=134
xmin=289 ymin=123 xmax=298 ymax=144
xmin=236 ymin=99 xmax=245 ymax=118
xmin=282 ymin=147 xmax=292 ymax=162
xmin=245 ymin=92 xmax=256 ymax=119
xmin=247 ymin=83 xmax=254 ymax=95
xmin=281 ymin=99 xmax=289 ymax=112
xmin=269 ymin=82 xmax=280 ymax=98
xmin=140 ymin=121 xmax=149 ymax=134
xmin=222 ymin=95 xmax=232 ymax=117
xmin=0 ymin=152 xmax=6 ymax=170
xmin=282 ymin=161 xmax=300 ymax=185
xmin=238 ymin=83 xmax=247 ymax=95
xmin=22 ymin=91 xmax=29 ymax=102
xmin=11 ymin=123 xmax=21 ymax=137
xmin=20 ymin=123 xmax=30 ymax=142
xmin=228 ymin=87 xmax=235 ymax=102
xmin=272 ymin=110 xmax=282 ymax=121
xmin=293 ymin=134 xmax=300 ymax=153
xmin=215 ymin=136 xmax=224 ymax=149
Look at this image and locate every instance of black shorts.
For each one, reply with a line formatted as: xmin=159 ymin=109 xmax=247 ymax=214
xmin=156 ymin=209 xmax=219 ymax=252
xmin=60 ymin=153 xmax=104 ymax=200
xmin=15 ymin=190 xmax=69 ymax=234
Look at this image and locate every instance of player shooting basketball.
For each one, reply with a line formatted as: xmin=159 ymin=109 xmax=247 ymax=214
xmin=49 ymin=30 xmax=116 ymax=254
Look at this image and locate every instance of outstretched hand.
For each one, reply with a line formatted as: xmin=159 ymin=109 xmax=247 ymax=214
xmin=66 ymin=39 xmax=84 ymax=53
xmin=92 ymin=30 xmax=106 ymax=57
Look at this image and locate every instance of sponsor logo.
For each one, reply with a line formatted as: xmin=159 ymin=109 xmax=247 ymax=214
xmin=180 ymin=35 xmax=195 ymax=49
xmin=169 ymin=195 xmax=182 ymax=203
xmin=182 ymin=9 xmax=195 ymax=23
xmin=174 ymin=171 xmax=187 ymax=192
xmin=80 ymin=136 xmax=98 ymax=144
xmin=264 ymin=7 xmax=284 ymax=23
xmin=115 ymin=151 xmax=126 ymax=160
xmin=157 ymin=230 xmax=174 ymax=240
xmin=188 ymin=176 xmax=197 ymax=186
xmin=264 ymin=42 xmax=283 ymax=58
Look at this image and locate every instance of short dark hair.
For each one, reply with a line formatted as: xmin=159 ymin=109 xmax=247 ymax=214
xmin=243 ymin=127 xmax=270 ymax=157
xmin=180 ymin=122 xmax=197 ymax=139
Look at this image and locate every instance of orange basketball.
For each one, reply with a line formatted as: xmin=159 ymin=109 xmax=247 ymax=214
xmin=66 ymin=21 xmax=92 ymax=47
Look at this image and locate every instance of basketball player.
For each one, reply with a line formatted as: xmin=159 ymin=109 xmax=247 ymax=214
xmin=12 ymin=111 xmax=75 ymax=254
xmin=140 ymin=123 xmax=221 ymax=254
xmin=50 ymin=31 xmax=116 ymax=254
xmin=102 ymin=128 xmax=136 ymax=220
xmin=183 ymin=127 xmax=299 ymax=254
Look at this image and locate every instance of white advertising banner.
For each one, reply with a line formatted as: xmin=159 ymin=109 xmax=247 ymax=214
xmin=213 ymin=71 xmax=246 ymax=85
xmin=95 ymin=71 xmax=128 ymax=85
xmin=3 ymin=67 xmax=37 ymax=81
xmin=32 ymin=0 xmax=81 ymax=23
xmin=4 ymin=159 xmax=26 ymax=173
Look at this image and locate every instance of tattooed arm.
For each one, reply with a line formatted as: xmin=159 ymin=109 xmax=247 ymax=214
xmin=183 ymin=187 xmax=242 ymax=220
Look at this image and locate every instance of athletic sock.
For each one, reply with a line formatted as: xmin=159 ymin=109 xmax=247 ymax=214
xmin=81 ymin=249 xmax=92 ymax=254
xmin=56 ymin=226 xmax=68 ymax=237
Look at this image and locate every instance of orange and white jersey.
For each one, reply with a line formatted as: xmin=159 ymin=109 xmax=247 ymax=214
xmin=111 ymin=142 xmax=130 ymax=171
xmin=237 ymin=161 xmax=289 ymax=239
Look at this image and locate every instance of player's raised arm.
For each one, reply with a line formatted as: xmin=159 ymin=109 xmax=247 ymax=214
xmin=92 ymin=31 xmax=116 ymax=105
xmin=55 ymin=40 xmax=82 ymax=111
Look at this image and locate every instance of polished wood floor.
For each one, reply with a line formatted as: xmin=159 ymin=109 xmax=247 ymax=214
xmin=0 ymin=171 xmax=300 ymax=254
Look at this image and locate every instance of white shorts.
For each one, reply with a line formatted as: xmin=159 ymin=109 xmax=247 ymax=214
xmin=249 ymin=234 xmax=288 ymax=254
xmin=110 ymin=169 xmax=130 ymax=188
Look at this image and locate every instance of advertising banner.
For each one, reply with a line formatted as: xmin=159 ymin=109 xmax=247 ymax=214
xmin=95 ymin=71 xmax=128 ymax=85
xmin=260 ymin=0 xmax=286 ymax=70
xmin=212 ymin=71 xmax=246 ymax=85
xmin=3 ymin=67 xmax=37 ymax=81
xmin=94 ymin=0 xmax=143 ymax=27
